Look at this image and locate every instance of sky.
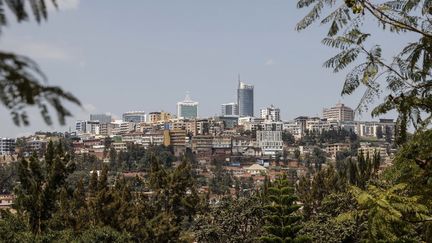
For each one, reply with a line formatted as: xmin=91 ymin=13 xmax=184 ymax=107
xmin=0 ymin=0 xmax=413 ymax=137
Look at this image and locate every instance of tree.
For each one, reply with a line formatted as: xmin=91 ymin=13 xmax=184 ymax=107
xmin=194 ymin=196 xmax=264 ymax=243
xmin=260 ymin=177 xmax=309 ymax=242
xmin=0 ymin=0 xmax=80 ymax=125
xmin=282 ymin=131 xmax=296 ymax=145
xmin=294 ymin=149 xmax=301 ymax=161
xmin=296 ymin=0 xmax=432 ymax=144
xmin=14 ymin=141 xmax=74 ymax=235
xmin=0 ymin=162 xmax=18 ymax=194
xmin=311 ymin=147 xmax=326 ymax=172
xmin=338 ymin=184 xmax=430 ymax=242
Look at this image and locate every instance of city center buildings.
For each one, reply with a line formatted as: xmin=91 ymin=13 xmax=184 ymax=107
xmin=237 ymin=81 xmax=254 ymax=117
xmin=177 ymin=93 xmax=198 ymax=119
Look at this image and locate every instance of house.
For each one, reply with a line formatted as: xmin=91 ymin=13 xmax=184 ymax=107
xmin=0 ymin=194 xmax=15 ymax=209
xmin=245 ymin=164 xmax=267 ymax=175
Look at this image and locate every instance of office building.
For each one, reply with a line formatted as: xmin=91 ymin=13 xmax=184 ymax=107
xmin=221 ymin=102 xmax=238 ymax=116
xmin=90 ymin=113 xmax=112 ymax=124
xmin=237 ymin=81 xmax=254 ymax=117
xmin=75 ymin=120 xmax=100 ymax=134
xmin=256 ymin=130 xmax=283 ymax=156
xmin=122 ymin=111 xmax=146 ymax=123
xmin=323 ymin=103 xmax=354 ymax=121
xmin=177 ymin=93 xmax=198 ymax=119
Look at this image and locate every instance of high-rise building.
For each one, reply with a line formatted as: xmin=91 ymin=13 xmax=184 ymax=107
xmin=122 ymin=111 xmax=146 ymax=123
xmin=221 ymin=102 xmax=238 ymax=117
xmin=260 ymin=105 xmax=281 ymax=121
xmin=323 ymin=103 xmax=354 ymax=122
xmin=90 ymin=113 xmax=112 ymax=124
xmin=177 ymin=93 xmax=198 ymax=119
xmin=237 ymin=81 xmax=254 ymax=117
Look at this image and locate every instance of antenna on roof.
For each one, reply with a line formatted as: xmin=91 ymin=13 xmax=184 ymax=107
xmin=184 ymin=91 xmax=192 ymax=102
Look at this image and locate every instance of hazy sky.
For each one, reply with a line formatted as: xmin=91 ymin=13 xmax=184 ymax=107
xmin=0 ymin=0 xmax=412 ymax=137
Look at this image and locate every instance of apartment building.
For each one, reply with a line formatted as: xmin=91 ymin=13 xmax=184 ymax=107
xmin=260 ymin=105 xmax=281 ymax=121
xmin=256 ymin=130 xmax=283 ymax=156
xmin=0 ymin=138 xmax=15 ymax=155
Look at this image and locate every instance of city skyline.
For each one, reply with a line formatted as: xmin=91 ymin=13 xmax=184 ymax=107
xmin=0 ymin=0 xmax=403 ymax=137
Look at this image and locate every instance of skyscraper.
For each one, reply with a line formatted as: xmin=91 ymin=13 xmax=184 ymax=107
xmin=221 ymin=102 xmax=239 ymax=117
xmin=237 ymin=80 xmax=254 ymax=117
xmin=177 ymin=93 xmax=198 ymax=119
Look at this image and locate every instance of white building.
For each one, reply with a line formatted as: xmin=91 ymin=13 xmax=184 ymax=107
xmin=122 ymin=111 xmax=146 ymax=123
xmin=256 ymin=130 xmax=283 ymax=156
xmin=305 ymin=118 xmax=339 ymax=133
xmin=260 ymin=105 xmax=281 ymax=121
xmin=323 ymin=103 xmax=355 ymax=121
xmin=221 ymin=102 xmax=238 ymax=117
xmin=356 ymin=120 xmax=395 ymax=139
xmin=283 ymin=121 xmax=303 ymax=139
xmin=75 ymin=120 xmax=100 ymax=135
xmin=261 ymin=121 xmax=283 ymax=131
xmin=177 ymin=93 xmax=198 ymax=119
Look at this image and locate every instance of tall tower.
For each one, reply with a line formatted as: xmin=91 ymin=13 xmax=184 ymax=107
xmin=237 ymin=77 xmax=254 ymax=117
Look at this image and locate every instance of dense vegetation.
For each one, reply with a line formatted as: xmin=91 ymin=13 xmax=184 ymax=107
xmin=1 ymin=0 xmax=432 ymax=242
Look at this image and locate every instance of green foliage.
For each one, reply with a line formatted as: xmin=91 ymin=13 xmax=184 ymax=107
xmin=0 ymin=162 xmax=18 ymax=194
xmin=282 ymin=131 xmax=296 ymax=145
xmin=299 ymin=128 xmax=358 ymax=147
xmin=338 ymin=184 xmax=430 ymax=241
xmin=260 ymin=177 xmax=309 ymax=242
xmin=209 ymin=162 xmax=234 ymax=195
xmin=14 ymin=141 xmax=74 ymax=234
xmin=300 ymin=212 xmax=360 ymax=242
xmin=194 ymin=196 xmax=264 ymax=243
xmin=74 ymin=226 xmax=133 ymax=242
xmin=0 ymin=1 xmax=80 ymax=126
xmin=297 ymin=0 xmax=432 ymax=143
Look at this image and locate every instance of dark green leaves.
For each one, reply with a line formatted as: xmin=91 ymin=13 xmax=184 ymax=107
xmin=0 ymin=0 xmax=80 ymax=126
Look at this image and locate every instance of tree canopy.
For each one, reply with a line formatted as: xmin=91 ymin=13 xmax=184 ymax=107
xmin=297 ymin=0 xmax=432 ymax=144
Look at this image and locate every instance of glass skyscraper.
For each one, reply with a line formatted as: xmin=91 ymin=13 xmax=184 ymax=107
xmin=237 ymin=81 xmax=254 ymax=117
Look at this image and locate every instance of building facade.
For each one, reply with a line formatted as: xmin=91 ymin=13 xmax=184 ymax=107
xmin=260 ymin=105 xmax=281 ymax=121
xmin=237 ymin=81 xmax=254 ymax=117
xmin=75 ymin=120 xmax=100 ymax=134
xmin=256 ymin=130 xmax=283 ymax=156
xmin=90 ymin=113 xmax=112 ymax=124
xmin=122 ymin=111 xmax=146 ymax=123
xmin=177 ymin=94 xmax=198 ymax=119
xmin=323 ymin=103 xmax=355 ymax=121
xmin=0 ymin=138 xmax=15 ymax=155
xmin=221 ymin=102 xmax=239 ymax=116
